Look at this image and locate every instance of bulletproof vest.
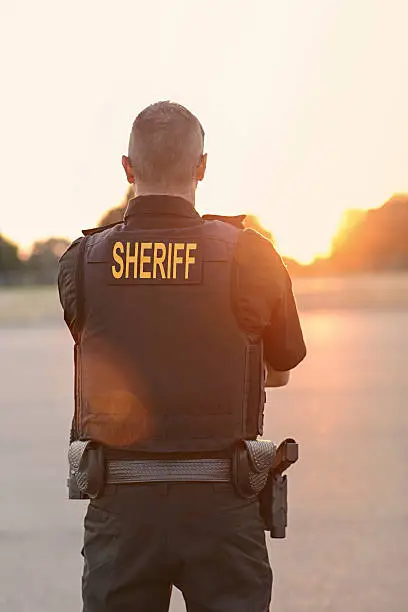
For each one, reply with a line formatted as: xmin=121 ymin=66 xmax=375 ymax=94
xmin=74 ymin=219 xmax=265 ymax=452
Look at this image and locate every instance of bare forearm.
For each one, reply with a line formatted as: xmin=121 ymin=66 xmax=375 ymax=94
xmin=264 ymin=365 xmax=290 ymax=387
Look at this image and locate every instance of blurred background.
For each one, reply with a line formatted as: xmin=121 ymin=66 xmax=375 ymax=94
xmin=1 ymin=1 xmax=408 ymax=610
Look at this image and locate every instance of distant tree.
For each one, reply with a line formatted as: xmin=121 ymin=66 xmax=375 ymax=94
xmin=0 ymin=235 xmax=22 ymax=273
xmin=26 ymin=237 xmax=71 ymax=284
xmin=330 ymin=195 xmax=408 ymax=272
xmin=0 ymin=234 xmax=24 ymax=284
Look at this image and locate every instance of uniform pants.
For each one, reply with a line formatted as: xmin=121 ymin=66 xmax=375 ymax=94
xmin=82 ymin=482 xmax=272 ymax=612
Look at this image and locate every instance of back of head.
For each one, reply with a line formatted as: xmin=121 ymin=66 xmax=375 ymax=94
xmin=128 ymin=101 xmax=205 ymax=190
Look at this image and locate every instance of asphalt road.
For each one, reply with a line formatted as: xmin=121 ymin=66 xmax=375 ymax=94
xmin=1 ymin=309 xmax=407 ymax=611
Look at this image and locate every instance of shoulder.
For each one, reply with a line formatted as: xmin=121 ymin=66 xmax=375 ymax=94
xmin=233 ymin=229 xmax=293 ymax=313
xmin=58 ymin=238 xmax=83 ymax=307
xmin=59 ymin=236 xmax=83 ymax=268
xmin=235 ymin=229 xmax=288 ymax=279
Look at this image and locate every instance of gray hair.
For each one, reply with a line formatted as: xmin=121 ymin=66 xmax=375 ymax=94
xmin=128 ymin=101 xmax=205 ymax=188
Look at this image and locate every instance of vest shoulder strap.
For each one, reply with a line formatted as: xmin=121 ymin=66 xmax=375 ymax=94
xmin=82 ymin=221 xmax=122 ymax=236
xmin=202 ymin=213 xmax=246 ymax=229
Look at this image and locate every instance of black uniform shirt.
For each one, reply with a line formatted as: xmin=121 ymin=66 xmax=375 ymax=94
xmin=58 ymin=195 xmax=306 ymax=371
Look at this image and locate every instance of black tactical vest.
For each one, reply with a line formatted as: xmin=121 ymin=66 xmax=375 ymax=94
xmin=74 ymin=219 xmax=265 ymax=452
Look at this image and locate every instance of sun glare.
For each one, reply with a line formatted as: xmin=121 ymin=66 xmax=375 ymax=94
xmin=256 ymin=210 xmax=344 ymax=265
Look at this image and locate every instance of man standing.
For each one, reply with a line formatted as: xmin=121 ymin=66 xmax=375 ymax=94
xmin=58 ymin=101 xmax=306 ymax=612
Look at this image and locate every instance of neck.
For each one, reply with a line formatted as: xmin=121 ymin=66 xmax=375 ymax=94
xmin=133 ymin=183 xmax=196 ymax=205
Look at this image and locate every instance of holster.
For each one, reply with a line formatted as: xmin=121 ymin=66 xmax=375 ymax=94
xmin=258 ymin=438 xmax=299 ymax=538
xmin=258 ymin=472 xmax=288 ymax=538
xmin=232 ymin=440 xmax=276 ymax=498
xmin=67 ymin=440 xmax=105 ymax=499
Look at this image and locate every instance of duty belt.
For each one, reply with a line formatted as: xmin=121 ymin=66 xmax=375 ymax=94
xmin=68 ymin=439 xmax=277 ymax=499
xmin=68 ymin=440 xmax=231 ymax=497
xmin=67 ymin=439 xmax=299 ymax=540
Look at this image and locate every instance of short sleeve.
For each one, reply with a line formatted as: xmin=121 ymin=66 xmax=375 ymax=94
xmin=58 ymin=237 xmax=83 ymax=341
xmin=232 ymin=229 xmax=306 ymax=371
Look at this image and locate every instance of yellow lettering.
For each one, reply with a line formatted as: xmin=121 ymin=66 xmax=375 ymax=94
xmin=126 ymin=242 xmax=139 ymax=278
xmin=185 ymin=243 xmax=197 ymax=279
xmin=140 ymin=242 xmax=152 ymax=278
xmin=167 ymin=242 xmax=173 ymax=278
xmin=173 ymin=243 xmax=185 ymax=279
xmin=112 ymin=242 xmax=124 ymax=279
xmin=153 ymin=242 xmax=166 ymax=279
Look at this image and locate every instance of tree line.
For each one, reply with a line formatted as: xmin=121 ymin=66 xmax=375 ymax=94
xmin=1 ymin=190 xmax=408 ymax=285
xmin=0 ymin=236 xmax=71 ymax=285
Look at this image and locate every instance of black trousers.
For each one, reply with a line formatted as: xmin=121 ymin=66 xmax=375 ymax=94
xmin=82 ymin=482 xmax=272 ymax=612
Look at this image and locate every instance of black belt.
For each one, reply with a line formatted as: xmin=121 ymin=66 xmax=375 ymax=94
xmin=68 ymin=440 xmax=231 ymax=495
xmin=106 ymin=457 xmax=231 ymax=483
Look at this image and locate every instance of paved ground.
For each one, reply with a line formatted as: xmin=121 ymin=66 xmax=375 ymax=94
xmin=1 ymin=309 xmax=407 ymax=611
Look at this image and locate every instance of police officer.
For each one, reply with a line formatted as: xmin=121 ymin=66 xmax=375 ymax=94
xmin=58 ymin=101 xmax=306 ymax=612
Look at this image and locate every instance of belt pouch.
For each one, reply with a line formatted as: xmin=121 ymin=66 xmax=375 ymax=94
xmin=232 ymin=439 xmax=276 ymax=498
xmin=68 ymin=441 xmax=106 ymax=499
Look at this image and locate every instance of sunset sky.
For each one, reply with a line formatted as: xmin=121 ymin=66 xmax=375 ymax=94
xmin=1 ymin=0 xmax=408 ymax=263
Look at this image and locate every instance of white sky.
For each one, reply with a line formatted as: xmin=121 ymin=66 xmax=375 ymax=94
xmin=1 ymin=0 xmax=408 ymax=262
